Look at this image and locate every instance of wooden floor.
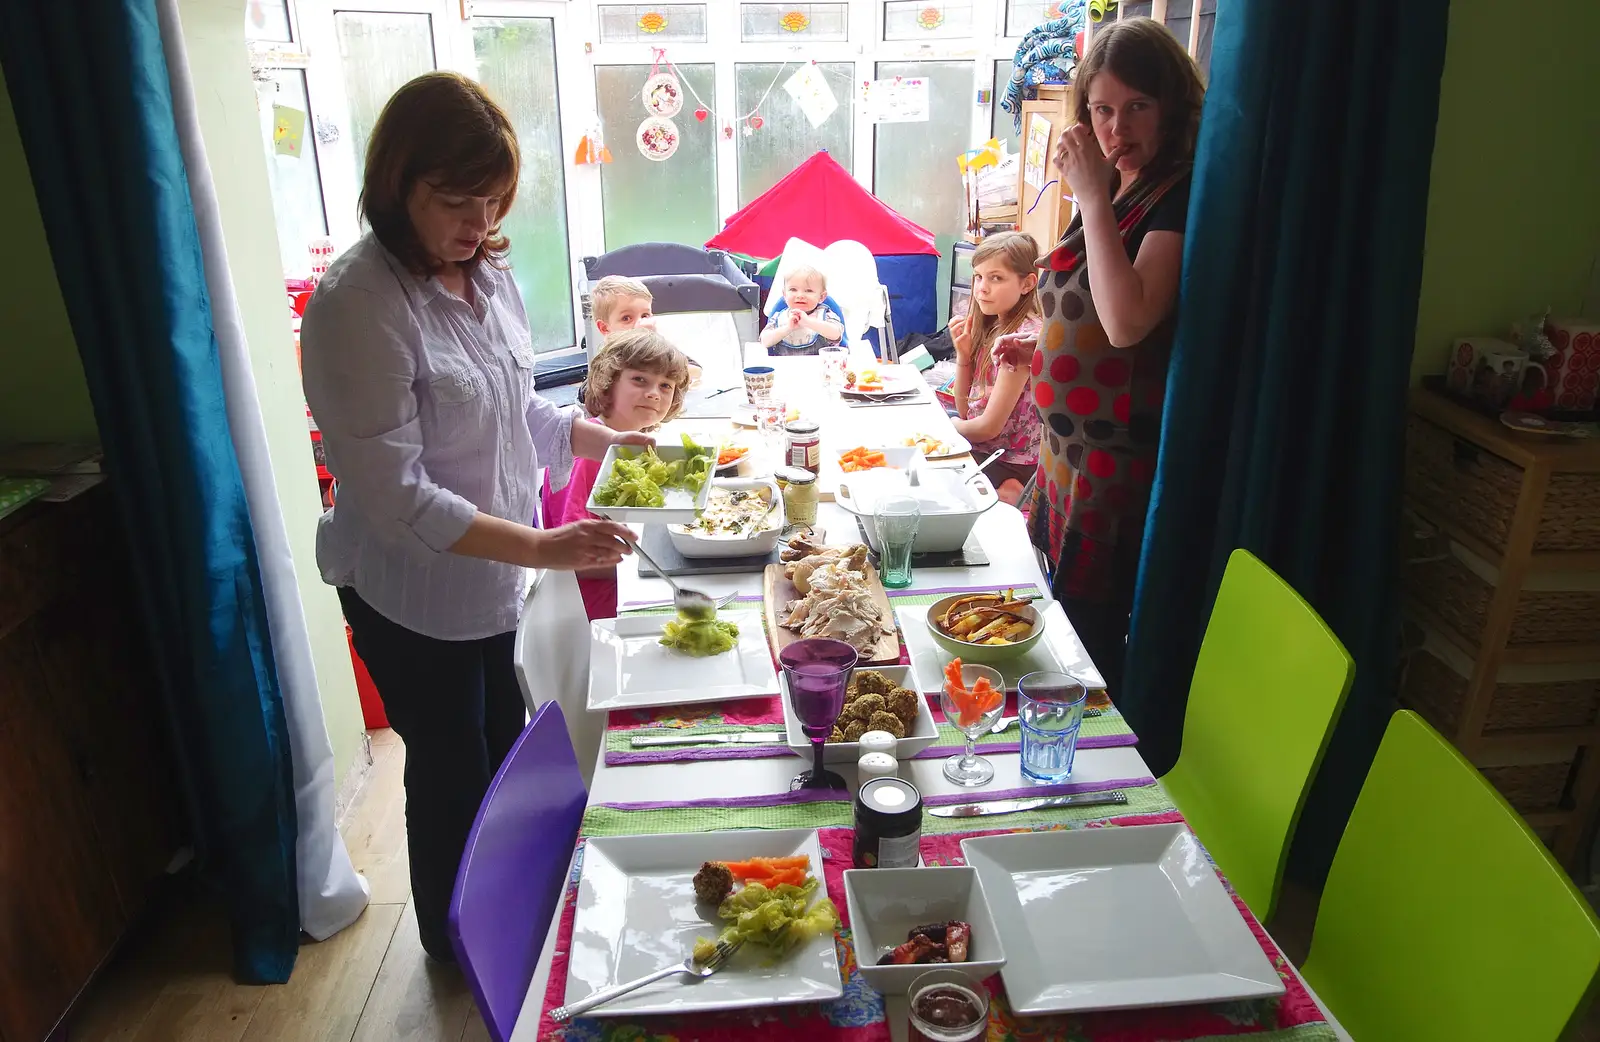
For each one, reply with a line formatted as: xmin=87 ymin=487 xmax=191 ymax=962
xmin=65 ymin=726 xmax=1600 ymax=1042
xmin=66 ymin=728 xmax=492 ymax=1042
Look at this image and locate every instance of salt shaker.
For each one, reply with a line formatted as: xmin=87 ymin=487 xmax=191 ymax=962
xmin=857 ymin=751 xmax=898 ymax=783
xmin=857 ymin=730 xmax=897 ymax=757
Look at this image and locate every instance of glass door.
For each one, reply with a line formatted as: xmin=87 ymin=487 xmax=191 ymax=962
xmin=294 ymin=0 xmax=582 ymax=353
xmin=470 ymin=8 xmax=578 ymax=352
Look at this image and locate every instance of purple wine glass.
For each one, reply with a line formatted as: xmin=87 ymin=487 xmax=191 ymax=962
xmin=779 ymin=638 xmax=857 ymax=791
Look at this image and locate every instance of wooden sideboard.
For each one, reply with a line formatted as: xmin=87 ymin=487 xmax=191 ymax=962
xmin=0 ymin=483 xmax=185 ymax=1042
xmin=1400 ymin=389 xmax=1600 ymax=870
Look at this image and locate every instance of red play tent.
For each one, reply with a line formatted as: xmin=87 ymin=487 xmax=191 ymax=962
xmin=706 ymin=151 xmax=940 ymax=335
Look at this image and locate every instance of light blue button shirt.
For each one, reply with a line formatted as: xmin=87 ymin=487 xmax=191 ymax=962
xmin=300 ymin=234 xmax=574 ymax=641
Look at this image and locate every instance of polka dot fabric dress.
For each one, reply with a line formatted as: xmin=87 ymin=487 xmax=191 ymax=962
xmin=1026 ymin=170 xmax=1189 ymax=607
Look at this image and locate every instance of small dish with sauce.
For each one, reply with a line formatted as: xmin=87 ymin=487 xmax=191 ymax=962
xmin=908 ymin=969 xmax=991 ymax=1042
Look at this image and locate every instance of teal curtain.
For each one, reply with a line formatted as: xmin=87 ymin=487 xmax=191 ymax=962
xmin=1123 ymin=0 xmax=1450 ymax=880
xmin=0 ymin=2 xmax=300 ymax=980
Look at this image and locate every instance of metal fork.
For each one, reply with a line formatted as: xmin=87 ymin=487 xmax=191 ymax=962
xmin=991 ymin=706 xmax=1103 ymax=734
xmin=550 ymin=939 xmax=744 ymax=1022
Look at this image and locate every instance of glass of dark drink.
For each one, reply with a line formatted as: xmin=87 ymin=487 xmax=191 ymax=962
xmin=778 ymin=638 xmax=857 ymax=791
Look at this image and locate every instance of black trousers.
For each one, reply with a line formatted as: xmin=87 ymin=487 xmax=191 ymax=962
xmin=339 ymin=588 xmax=526 ymax=960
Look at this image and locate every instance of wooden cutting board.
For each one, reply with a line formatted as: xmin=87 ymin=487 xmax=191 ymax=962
xmin=762 ymin=562 xmax=901 ymax=666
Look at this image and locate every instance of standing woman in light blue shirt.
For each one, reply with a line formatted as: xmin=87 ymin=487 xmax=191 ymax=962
xmin=300 ymin=72 xmax=644 ymax=962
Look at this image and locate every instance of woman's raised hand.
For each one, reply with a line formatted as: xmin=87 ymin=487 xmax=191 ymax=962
xmin=531 ymin=519 xmax=635 ymax=569
xmin=1055 ymin=123 xmax=1128 ymax=206
xmin=992 ymin=331 xmax=1038 ymax=371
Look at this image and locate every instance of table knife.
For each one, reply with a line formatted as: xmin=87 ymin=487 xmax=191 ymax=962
xmin=629 ymin=732 xmax=785 ymax=747
xmin=926 ymin=790 xmax=1128 ymax=818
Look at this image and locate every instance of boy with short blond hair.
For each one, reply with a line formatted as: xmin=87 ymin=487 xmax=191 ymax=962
xmin=590 ymin=275 xmax=655 ymax=337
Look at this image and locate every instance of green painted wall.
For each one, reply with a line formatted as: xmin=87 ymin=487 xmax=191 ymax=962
xmin=1411 ymin=0 xmax=1600 ymax=382
xmin=0 ymin=73 xmax=98 ymax=442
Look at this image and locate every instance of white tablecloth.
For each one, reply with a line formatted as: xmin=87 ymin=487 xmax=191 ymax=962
xmin=509 ymin=475 xmax=1351 ymax=1042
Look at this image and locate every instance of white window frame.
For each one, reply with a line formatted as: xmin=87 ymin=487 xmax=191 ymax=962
xmin=255 ymin=1 xmax=1202 ymax=350
xmin=577 ymin=0 xmax=1038 ymax=252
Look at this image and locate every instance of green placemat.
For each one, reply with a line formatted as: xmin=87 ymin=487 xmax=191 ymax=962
xmin=582 ymin=778 xmax=1175 ymax=838
xmin=0 ymin=477 xmax=49 ymax=522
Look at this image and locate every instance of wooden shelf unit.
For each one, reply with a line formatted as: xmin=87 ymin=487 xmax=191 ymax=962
xmin=1400 ymin=389 xmax=1600 ymax=868
xmin=1016 ymin=84 xmax=1077 ymax=255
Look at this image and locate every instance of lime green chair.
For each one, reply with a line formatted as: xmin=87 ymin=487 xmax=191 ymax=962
xmin=1300 ymin=710 xmax=1600 ymax=1041
xmin=1159 ymin=549 xmax=1355 ymax=923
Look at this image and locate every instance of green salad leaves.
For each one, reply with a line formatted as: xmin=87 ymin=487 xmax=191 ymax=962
xmin=692 ymin=878 xmax=840 ymax=965
xmin=659 ymin=609 xmax=739 ymax=657
xmin=591 ymin=434 xmax=715 ymax=508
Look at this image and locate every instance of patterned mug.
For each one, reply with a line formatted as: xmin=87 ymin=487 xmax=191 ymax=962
xmin=1545 ymin=318 xmax=1600 ymax=411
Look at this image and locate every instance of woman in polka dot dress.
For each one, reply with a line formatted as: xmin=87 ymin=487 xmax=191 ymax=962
xmin=994 ymin=18 xmax=1205 ymax=697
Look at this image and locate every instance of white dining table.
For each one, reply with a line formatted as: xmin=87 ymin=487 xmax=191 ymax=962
xmin=508 ymin=399 xmax=1352 ymax=1040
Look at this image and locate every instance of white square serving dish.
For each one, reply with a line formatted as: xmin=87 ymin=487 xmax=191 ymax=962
xmin=780 ymin=665 xmax=937 ymax=763
xmin=585 ymin=440 xmax=720 ymax=524
xmin=960 ymin=823 xmax=1284 ymax=1015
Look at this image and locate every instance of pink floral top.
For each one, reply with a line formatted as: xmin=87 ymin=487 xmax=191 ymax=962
xmin=967 ymin=314 xmax=1043 ymax=466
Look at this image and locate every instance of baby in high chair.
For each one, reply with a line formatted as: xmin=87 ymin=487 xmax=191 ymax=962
xmin=760 ymin=264 xmax=845 ymax=356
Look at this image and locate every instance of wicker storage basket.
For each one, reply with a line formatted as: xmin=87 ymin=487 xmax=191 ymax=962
xmin=1405 ymin=416 xmax=1600 ymax=553
xmin=1400 ymin=626 xmax=1600 ymax=734
xmin=1480 ymin=758 xmax=1574 ymax=814
xmin=1403 ymin=540 xmax=1600 ymax=646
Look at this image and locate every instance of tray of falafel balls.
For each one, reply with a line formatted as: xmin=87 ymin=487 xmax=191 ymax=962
xmin=780 ymin=665 xmax=940 ymax=763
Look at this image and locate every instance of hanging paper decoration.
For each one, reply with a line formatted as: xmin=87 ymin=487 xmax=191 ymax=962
xmin=574 ymin=123 xmax=613 ymax=165
xmin=643 ymin=72 xmax=683 ymax=117
xmin=917 ymin=6 xmax=944 ymax=30
xmin=783 ymin=63 xmax=838 ymax=129
xmin=694 ymin=106 xmax=709 ymax=122
xmin=1045 ymin=0 xmax=1068 ymax=17
xmin=637 ymin=10 xmax=668 ymax=34
xmin=637 ymin=116 xmax=680 ymax=161
xmin=749 ymin=114 xmax=765 ymax=131
xmin=722 ymin=122 xmax=734 ymax=140
xmin=779 ymin=9 xmax=811 ymax=32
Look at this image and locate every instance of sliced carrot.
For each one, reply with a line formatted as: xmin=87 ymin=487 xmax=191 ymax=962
xmin=943 ymin=658 xmax=967 ymax=695
xmin=971 ymin=677 xmax=1003 ymax=713
xmin=726 ymin=863 xmax=775 ymax=881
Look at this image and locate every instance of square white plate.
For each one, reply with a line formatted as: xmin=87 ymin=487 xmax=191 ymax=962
xmin=588 ymin=611 xmax=778 ymax=712
xmin=960 ymin=824 xmax=1284 ymax=1015
xmin=779 ymin=664 xmax=938 ymax=763
xmin=566 ymin=828 xmax=843 ymax=1017
xmin=898 ymin=600 xmax=1107 ymax=693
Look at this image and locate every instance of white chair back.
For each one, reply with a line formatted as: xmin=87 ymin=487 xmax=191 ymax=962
xmin=513 ymin=568 xmax=602 ymax=787
xmin=651 ymin=312 xmax=744 ymax=384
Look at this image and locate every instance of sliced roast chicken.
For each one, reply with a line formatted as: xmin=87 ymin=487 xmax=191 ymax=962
xmin=780 ymin=544 xmax=891 ymax=655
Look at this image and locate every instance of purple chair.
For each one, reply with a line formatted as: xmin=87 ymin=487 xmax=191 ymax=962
xmin=448 ymin=701 xmax=588 ymax=1041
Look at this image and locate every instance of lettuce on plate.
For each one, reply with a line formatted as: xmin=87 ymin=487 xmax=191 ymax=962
xmin=590 ymin=435 xmax=716 ymax=508
xmin=691 ymin=877 xmax=840 ymax=965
